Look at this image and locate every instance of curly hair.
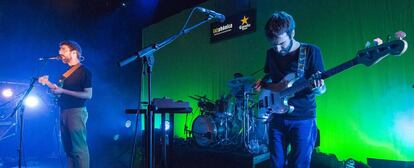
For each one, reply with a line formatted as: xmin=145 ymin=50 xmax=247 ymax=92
xmin=264 ymin=11 xmax=295 ymax=40
xmin=59 ymin=40 xmax=82 ymax=57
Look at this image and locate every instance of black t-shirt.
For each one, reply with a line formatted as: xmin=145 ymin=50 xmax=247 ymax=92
xmin=58 ymin=65 xmax=92 ymax=110
xmin=264 ymin=43 xmax=325 ymax=120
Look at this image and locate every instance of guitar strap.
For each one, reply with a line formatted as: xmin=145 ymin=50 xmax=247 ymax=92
xmin=58 ymin=63 xmax=82 ymax=86
xmin=297 ymin=43 xmax=307 ymax=78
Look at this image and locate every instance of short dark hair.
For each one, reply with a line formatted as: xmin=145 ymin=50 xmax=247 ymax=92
xmin=264 ymin=11 xmax=295 ymax=40
xmin=59 ymin=40 xmax=82 ymax=57
xmin=233 ymin=72 xmax=243 ymax=78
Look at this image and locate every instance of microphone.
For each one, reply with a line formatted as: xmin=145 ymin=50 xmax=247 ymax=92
xmin=38 ymin=56 xmax=60 ymax=61
xmin=196 ymin=7 xmax=225 ymax=23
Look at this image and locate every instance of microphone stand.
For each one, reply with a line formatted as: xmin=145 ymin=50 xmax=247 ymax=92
xmin=8 ymin=57 xmax=49 ymax=168
xmin=10 ymin=77 xmax=37 ymax=168
xmin=119 ymin=7 xmax=216 ymax=168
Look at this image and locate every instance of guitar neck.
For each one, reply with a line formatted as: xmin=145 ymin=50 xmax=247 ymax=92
xmin=280 ymin=58 xmax=359 ymax=97
xmin=321 ymin=58 xmax=358 ymax=79
xmin=277 ymin=36 xmax=408 ymax=99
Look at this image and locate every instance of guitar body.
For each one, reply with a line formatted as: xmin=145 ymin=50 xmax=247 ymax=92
xmin=257 ymin=73 xmax=297 ymax=122
xmin=257 ymin=90 xmax=289 ymax=122
xmin=38 ymin=75 xmax=63 ymax=101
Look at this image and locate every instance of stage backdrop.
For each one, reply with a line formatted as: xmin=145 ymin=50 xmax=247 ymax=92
xmin=142 ymin=0 xmax=414 ymax=163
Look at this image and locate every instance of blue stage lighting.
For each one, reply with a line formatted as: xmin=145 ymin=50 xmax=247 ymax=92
xmin=165 ymin=120 xmax=170 ymax=131
xmin=24 ymin=95 xmax=39 ymax=108
xmin=113 ymin=134 xmax=120 ymax=141
xmin=125 ymin=120 xmax=132 ymax=128
xmin=2 ymin=88 xmax=13 ymax=98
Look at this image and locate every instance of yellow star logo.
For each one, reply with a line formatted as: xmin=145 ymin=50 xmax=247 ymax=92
xmin=241 ymin=16 xmax=249 ymax=25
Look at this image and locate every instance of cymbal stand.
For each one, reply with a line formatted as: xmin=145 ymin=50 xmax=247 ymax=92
xmin=217 ymin=115 xmax=233 ymax=145
xmin=242 ymin=91 xmax=251 ymax=149
xmin=242 ymin=90 xmax=260 ymax=153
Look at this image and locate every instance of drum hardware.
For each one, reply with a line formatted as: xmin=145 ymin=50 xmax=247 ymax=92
xmin=241 ymin=90 xmax=259 ymax=152
xmin=189 ymin=74 xmax=269 ymax=153
xmin=229 ymin=76 xmax=269 ymax=154
xmin=216 ymin=113 xmax=235 ymax=145
xmin=189 ymin=95 xmax=215 ymax=114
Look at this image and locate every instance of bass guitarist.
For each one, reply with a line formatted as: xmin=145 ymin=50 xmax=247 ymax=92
xmin=255 ymin=11 xmax=326 ymax=168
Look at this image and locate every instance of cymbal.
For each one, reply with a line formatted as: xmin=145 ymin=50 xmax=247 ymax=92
xmin=188 ymin=95 xmax=213 ymax=102
xmin=227 ymin=76 xmax=255 ymax=88
xmin=195 ymin=95 xmax=214 ymax=101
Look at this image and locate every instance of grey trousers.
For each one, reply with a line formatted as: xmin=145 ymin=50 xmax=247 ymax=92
xmin=60 ymin=107 xmax=90 ymax=168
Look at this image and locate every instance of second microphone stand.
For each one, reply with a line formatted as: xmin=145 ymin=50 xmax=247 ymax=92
xmin=119 ymin=7 xmax=218 ymax=168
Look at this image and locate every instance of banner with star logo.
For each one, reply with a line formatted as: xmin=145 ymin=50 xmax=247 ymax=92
xmin=210 ymin=9 xmax=256 ymax=43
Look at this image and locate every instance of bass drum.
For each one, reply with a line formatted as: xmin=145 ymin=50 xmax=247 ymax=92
xmin=192 ymin=115 xmax=222 ymax=147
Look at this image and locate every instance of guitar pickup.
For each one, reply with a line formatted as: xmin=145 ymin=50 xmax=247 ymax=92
xmin=270 ymin=93 xmax=275 ymax=104
xmin=258 ymin=100 xmax=263 ymax=108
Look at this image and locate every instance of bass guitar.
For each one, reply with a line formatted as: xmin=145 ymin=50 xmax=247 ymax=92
xmin=258 ymin=32 xmax=408 ymax=123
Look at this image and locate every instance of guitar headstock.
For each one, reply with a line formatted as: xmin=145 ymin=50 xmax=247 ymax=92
xmin=38 ymin=75 xmax=50 ymax=85
xmin=356 ymin=31 xmax=408 ymax=67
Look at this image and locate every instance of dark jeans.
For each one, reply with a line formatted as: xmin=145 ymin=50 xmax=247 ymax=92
xmin=268 ymin=118 xmax=317 ymax=168
xmin=61 ymin=107 xmax=89 ymax=168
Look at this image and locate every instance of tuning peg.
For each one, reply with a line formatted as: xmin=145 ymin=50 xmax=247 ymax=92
xmin=373 ymin=38 xmax=383 ymax=46
xmin=395 ymin=31 xmax=406 ymax=40
xmin=364 ymin=41 xmax=371 ymax=48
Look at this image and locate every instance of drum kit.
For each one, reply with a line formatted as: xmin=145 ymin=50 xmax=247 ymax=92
xmin=189 ymin=75 xmax=268 ymax=154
